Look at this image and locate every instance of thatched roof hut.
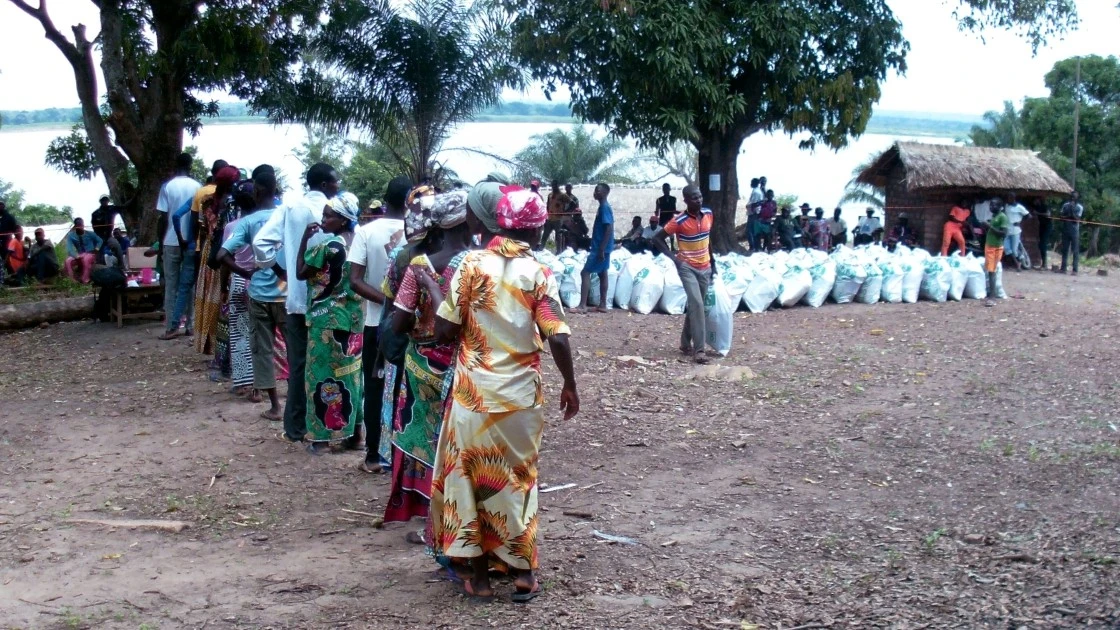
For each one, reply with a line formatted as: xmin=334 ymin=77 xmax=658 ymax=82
xmin=857 ymin=142 xmax=1072 ymax=258
xmin=858 ymin=142 xmax=1072 ymax=196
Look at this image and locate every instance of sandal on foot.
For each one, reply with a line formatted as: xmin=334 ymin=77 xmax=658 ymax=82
xmin=512 ymin=578 xmax=542 ymax=603
xmin=276 ymin=432 xmax=303 ymax=444
xmin=158 ymin=330 xmax=182 ymax=341
xmin=405 ymin=530 xmax=426 ymax=545
xmin=260 ymin=411 xmax=282 ymax=422
xmin=693 ymin=354 xmax=710 ymax=365
xmin=432 ymin=567 xmax=469 ymax=585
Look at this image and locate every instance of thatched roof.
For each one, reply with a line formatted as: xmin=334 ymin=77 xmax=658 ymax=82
xmin=858 ymin=142 xmax=1072 ymax=196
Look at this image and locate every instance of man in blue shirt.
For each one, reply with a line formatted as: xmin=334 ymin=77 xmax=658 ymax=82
xmin=573 ymin=183 xmax=614 ymax=313
xmin=64 ymin=218 xmax=103 ymax=284
xmin=217 ymin=165 xmax=287 ymax=421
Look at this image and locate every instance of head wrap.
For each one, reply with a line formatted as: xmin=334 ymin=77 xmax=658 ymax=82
xmin=329 ymin=192 xmax=361 ymax=222
xmin=405 ymin=208 xmax=434 ymax=244
xmin=484 ymin=171 xmax=512 ymax=185
xmin=407 ymin=185 xmax=436 ymax=207
xmin=215 ymin=165 xmax=240 ymax=188
xmin=468 ymin=182 xmax=523 ymax=234
xmin=496 ymin=189 xmax=548 ymax=230
xmin=232 ymin=179 xmax=256 ymax=211
xmin=430 ymin=190 xmax=469 ymax=229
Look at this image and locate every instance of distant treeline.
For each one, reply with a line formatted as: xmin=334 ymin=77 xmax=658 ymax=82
xmin=2 ymin=101 xmax=975 ymax=137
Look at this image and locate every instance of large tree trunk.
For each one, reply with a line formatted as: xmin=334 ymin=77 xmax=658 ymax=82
xmin=696 ymin=129 xmax=747 ymax=254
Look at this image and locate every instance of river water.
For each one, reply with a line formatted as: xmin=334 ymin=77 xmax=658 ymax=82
xmin=0 ymin=121 xmax=953 ymax=229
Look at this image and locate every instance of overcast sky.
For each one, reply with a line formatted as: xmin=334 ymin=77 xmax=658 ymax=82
xmin=0 ymin=0 xmax=1117 ymax=115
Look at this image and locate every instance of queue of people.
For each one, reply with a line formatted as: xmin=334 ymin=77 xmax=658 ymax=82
xmin=145 ymin=156 xmax=579 ymax=602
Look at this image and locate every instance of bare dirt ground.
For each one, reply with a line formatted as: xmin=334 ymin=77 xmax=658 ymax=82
xmin=2 ymin=270 xmax=1118 ymax=629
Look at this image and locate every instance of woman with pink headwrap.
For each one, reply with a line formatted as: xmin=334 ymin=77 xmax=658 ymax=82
xmin=426 ymin=189 xmax=580 ymax=602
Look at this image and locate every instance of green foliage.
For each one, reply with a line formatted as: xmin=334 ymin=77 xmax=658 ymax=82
xmin=46 ymin=125 xmax=102 ymax=181
xmin=513 ymin=126 xmax=638 ymax=185
xmin=0 ymin=178 xmax=26 ymax=212
xmin=293 ymin=127 xmax=405 ymax=209
xmin=1003 ymin=55 xmax=1120 ymax=252
xmin=839 ymin=158 xmax=885 ymax=210
xmin=257 ymin=0 xmax=524 ymax=183
xmin=505 ymin=0 xmax=910 ymax=150
xmin=968 ymin=101 xmax=1028 ymax=148
xmin=15 ymin=204 xmax=73 ymax=227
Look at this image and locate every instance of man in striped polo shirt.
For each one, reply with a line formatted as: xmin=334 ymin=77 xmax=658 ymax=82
xmin=651 ymin=185 xmax=717 ymax=364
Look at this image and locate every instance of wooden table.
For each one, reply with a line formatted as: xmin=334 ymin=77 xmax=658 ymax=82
xmin=108 ymin=282 xmax=164 ymax=328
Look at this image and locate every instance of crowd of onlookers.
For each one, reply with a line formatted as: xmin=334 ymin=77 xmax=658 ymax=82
xmin=0 ymin=195 xmax=135 ymax=287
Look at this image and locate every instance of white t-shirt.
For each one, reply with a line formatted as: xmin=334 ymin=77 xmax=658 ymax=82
xmin=1004 ymin=203 xmax=1029 ymax=236
xmin=857 ymin=216 xmax=881 ymax=235
xmin=156 ymin=175 xmax=201 ymax=247
xmin=347 ymin=217 xmax=405 ymax=327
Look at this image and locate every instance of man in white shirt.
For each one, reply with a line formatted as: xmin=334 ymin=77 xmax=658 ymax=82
xmin=854 ymin=208 xmax=881 ymax=246
xmin=1003 ymin=194 xmax=1031 ymax=270
xmin=347 ymin=175 xmax=409 ymax=472
xmin=828 ymin=207 xmax=848 ymax=246
xmin=253 ymin=162 xmax=341 ymax=443
xmin=155 ymin=152 xmax=201 ymax=329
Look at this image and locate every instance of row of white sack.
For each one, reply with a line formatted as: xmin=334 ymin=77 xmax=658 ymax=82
xmin=534 ymin=245 xmax=1006 ymax=317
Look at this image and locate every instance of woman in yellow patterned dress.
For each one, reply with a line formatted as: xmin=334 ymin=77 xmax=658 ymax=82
xmin=431 ymin=188 xmax=580 ymax=602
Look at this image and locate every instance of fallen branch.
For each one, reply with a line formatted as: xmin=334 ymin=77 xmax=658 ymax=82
xmin=339 ymin=509 xmax=385 ymax=528
xmin=68 ymin=518 xmax=191 ymax=533
xmin=562 ymin=510 xmax=595 ymax=519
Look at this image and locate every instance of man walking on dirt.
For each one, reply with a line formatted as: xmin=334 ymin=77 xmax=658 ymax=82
xmin=1059 ymin=191 xmax=1083 ymax=275
xmin=254 ymin=162 xmax=341 ymax=443
xmin=984 ymin=202 xmax=1009 ymax=304
xmin=573 ymin=183 xmax=613 ymax=313
xmin=651 ymin=185 xmax=717 ymax=364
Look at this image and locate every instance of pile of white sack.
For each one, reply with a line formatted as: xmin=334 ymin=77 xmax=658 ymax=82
xmin=533 ymin=244 xmax=1005 ymax=356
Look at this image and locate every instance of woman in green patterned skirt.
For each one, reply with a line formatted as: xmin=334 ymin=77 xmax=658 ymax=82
xmin=296 ymin=192 xmax=364 ymax=455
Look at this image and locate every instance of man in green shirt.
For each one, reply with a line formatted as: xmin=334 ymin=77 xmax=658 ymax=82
xmin=984 ymin=202 xmax=1010 ymax=301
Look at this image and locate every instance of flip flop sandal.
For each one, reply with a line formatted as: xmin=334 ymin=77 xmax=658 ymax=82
xmin=511 ymin=578 xmax=542 ymax=603
xmin=276 ymin=432 xmax=303 ymax=444
xmin=405 ymin=530 xmax=426 ymax=545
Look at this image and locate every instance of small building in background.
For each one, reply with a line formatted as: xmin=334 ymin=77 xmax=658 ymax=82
xmin=857 ymin=142 xmax=1072 ymax=255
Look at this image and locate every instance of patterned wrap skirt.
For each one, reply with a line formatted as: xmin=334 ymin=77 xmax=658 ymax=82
xmin=304 ymin=327 xmax=363 ymax=443
xmin=428 ymin=401 xmax=544 ymax=571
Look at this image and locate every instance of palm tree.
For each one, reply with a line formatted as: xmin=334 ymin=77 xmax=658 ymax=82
xmin=839 ymin=157 xmax=885 ymax=209
xmin=257 ymin=0 xmax=523 ymax=184
xmin=967 ymin=101 xmax=1026 ymax=149
xmin=514 ymin=126 xmax=638 ymax=185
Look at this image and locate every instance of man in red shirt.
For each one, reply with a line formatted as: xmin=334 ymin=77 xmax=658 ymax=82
xmin=651 ymin=185 xmax=717 ymax=364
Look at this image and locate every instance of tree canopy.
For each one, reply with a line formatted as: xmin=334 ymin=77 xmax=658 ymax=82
xmin=256 ymin=0 xmax=523 ymax=186
xmin=8 ymin=0 xmax=324 ymax=241
xmin=503 ymin=0 xmax=1077 ymax=252
xmin=513 ymin=126 xmax=637 ymax=186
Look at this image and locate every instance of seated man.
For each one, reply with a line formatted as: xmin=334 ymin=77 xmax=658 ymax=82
xmin=64 ymin=218 xmax=103 ymax=284
xmin=618 ymin=216 xmax=645 ymax=253
xmin=28 ymin=228 xmax=60 ymax=282
xmin=887 ymin=213 xmax=919 ymax=251
xmin=559 ymin=210 xmax=591 ymax=251
xmin=641 ymin=215 xmax=663 ymax=254
xmin=4 ymin=227 xmax=28 ymax=286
